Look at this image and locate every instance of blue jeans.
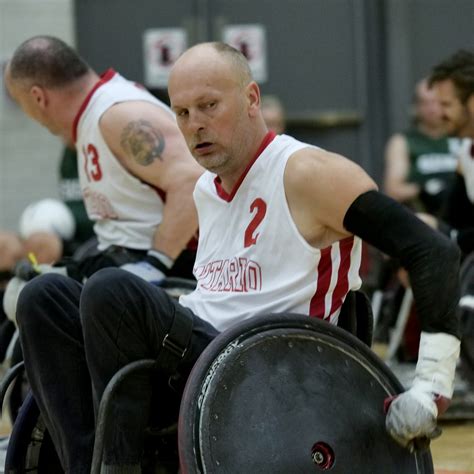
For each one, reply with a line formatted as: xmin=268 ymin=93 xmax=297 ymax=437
xmin=16 ymin=268 xmax=218 ymax=474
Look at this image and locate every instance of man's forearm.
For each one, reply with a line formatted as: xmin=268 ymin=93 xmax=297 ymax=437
xmin=151 ymin=182 xmax=198 ymax=260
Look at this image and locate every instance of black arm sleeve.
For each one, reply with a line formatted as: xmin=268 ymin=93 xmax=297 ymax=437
xmin=343 ymin=190 xmax=461 ymax=337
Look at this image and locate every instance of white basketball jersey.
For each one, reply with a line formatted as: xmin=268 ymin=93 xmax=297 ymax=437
xmin=74 ymin=69 xmax=171 ymax=250
xmin=180 ymin=133 xmax=362 ymax=332
xmin=449 ymin=137 xmax=474 ymax=203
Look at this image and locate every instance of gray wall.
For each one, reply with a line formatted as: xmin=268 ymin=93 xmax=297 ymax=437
xmin=0 ymin=0 xmax=74 ymax=231
xmin=385 ymin=0 xmax=474 ymax=135
xmin=75 ymin=0 xmax=474 ymax=185
xmin=75 ymin=0 xmax=388 ymax=180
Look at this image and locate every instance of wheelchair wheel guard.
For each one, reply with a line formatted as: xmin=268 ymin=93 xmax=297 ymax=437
xmin=178 ymin=313 xmax=434 ymax=474
xmin=5 ymin=392 xmax=62 ymax=473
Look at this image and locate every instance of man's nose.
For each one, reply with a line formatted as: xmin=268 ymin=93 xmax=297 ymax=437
xmin=188 ymin=110 xmax=206 ymax=132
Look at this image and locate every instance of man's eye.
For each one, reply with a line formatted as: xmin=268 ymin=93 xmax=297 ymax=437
xmin=206 ymin=102 xmax=216 ymax=109
xmin=177 ymin=110 xmax=188 ymax=117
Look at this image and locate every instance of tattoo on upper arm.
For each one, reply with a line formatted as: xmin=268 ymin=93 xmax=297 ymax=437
xmin=120 ymin=120 xmax=165 ymax=166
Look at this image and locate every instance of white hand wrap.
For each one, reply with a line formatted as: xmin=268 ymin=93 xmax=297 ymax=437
xmin=3 ymin=277 xmax=28 ymax=325
xmin=2 ymin=264 xmax=68 ymax=326
xmin=120 ymin=250 xmax=173 ymax=284
xmin=147 ymin=250 xmax=174 ymax=269
xmin=385 ymin=331 xmax=460 ymax=450
xmin=120 ymin=261 xmax=166 ymax=284
xmin=37 ymin=264 xmax=68 ymax=277
xmin=412 ymin=332 xmax=460 ymax=400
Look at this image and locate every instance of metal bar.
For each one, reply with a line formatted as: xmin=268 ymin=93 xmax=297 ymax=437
xmin=371 ymin=289 xmax=384 ymax=331
xmin=0 ymin=361 xmax=25 ymax=410
xmin=90 ymin=359 xmax=158 ymax=474
xmin=385 ymin=287 xmax=414 ymax=363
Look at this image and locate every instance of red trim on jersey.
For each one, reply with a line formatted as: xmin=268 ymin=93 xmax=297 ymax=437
xmin=72 ymin=68 xmax=117 ymax=143
xmin=309 ymin=246 xmax=333 ymax=318
xmin=214 ymin=131 xmax=276 ymax=202
xmin=330 ymin=237 xmax=354 ymax=316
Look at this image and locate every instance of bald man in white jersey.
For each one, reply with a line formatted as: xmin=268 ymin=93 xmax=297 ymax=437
xmin=17 ymin=43 xmax=461 ymax=473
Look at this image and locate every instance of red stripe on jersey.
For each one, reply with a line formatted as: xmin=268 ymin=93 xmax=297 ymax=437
xmin=72 ymin=68 xmax=117 ymax=143
xmin=214 ymin=131 xmax=276 ymax=202
xmin=329 ymin=237 xmax=353 ymax=316
xmin=309 ymin=246 xmax=333 ymax=318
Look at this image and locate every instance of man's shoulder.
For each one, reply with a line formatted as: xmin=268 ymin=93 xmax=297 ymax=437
xmin=270 ymin=134 xmax=320 ymax=160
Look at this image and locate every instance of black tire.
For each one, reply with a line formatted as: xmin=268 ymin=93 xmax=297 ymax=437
xmin=5 ymin=392 xmax=63 ymax=473
xmin=178 ymin=313 xmax=434 ymax=474
xmin=7 ymin=338 xmax=27 ymax=424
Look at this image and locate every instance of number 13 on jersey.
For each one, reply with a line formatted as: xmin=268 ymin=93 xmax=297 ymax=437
xmin=82 ymin=143 xmax=103 ymax=182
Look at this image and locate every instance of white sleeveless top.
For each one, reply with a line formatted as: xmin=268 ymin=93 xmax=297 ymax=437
xmin=180 ymin=133 xmax=362 ymax=332
xmin=74 ymin=69 xmax=172 ymax=251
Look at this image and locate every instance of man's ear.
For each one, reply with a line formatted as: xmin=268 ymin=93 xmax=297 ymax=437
xmin=30 ymin=85 xmax=48 ymax=109
xmin=246 ymin=81 xmax=261 ymax=117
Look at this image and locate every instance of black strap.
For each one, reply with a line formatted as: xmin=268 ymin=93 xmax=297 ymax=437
xmin=156 ymin=309 xmax=194 ymax=374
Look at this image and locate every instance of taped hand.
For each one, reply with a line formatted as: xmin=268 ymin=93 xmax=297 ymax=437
xmin=385 ymin=388 xmax=443 ymax=452
xmin=120 ymin=249 xmax=173 ymax=285
xmin=385 ymin=332 xmax=459 ymax=452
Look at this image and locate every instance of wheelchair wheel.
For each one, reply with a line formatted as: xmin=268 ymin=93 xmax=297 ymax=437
xmin=178 ymin=313 xmax=434 ymax=474
xmin=5 ymin=392 xmax=63 ymax=473
xmin=7 ymin=335 xmax=28 ymax=424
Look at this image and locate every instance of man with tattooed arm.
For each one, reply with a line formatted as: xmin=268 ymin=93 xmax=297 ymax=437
xmin=5 ymin=36 xmax=202 ymax=281
xmin=3 ymin=36 xmax=202 ymax=320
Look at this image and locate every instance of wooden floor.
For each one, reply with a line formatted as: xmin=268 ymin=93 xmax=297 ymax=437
xmin=0 ymin=362 xmax=472 ymax=473
xmin=368 ymin=344 xmax=474 ymax=473
xmin=431 ymin=421 xmax=474 ymax=473
xmin=0 ymin=414 xmax=472 ymax=472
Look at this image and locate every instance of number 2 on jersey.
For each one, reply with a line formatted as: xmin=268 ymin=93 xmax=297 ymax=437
xmin=244 ymin=198 xmax=267 ymax=247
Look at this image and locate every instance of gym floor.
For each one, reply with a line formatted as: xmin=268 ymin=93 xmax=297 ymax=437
xmin=372 ymin=343 xmax=474 ymax=474
xmin=431 ymin=421 xmax=474 ymax=473
xmin=0 ymin=361 xmax=471 ymax=474
xmin=0 ymin=411 xmax=472 ymax=472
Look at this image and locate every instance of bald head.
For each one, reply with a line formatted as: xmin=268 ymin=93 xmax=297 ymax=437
xmin=171 ymin=42 xmax=252 ymax=90
xmin=168 ymin=41 xmax=266 ymax=184
xmin=8 ymin=35 xmax=89 ymax=90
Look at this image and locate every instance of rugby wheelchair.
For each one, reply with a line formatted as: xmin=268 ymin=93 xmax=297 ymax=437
xmin=0 ymin=281 xmax=435 ymax=473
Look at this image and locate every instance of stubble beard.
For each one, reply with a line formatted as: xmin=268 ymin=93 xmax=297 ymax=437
xmin=197 ymin=151 xmax=232 ymax=175
xmin=196 ymin=128 xmax=247 ymax=176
